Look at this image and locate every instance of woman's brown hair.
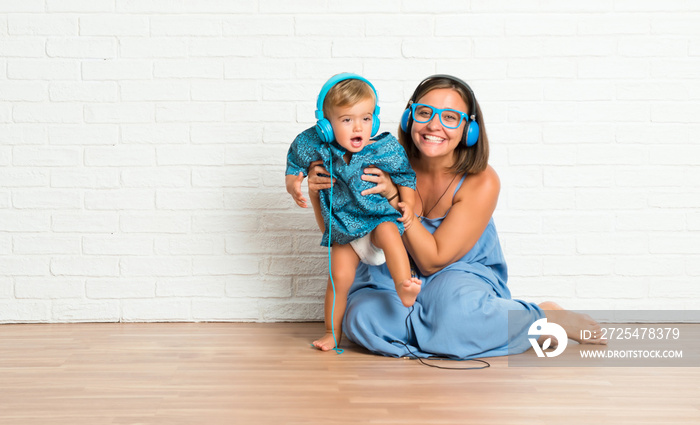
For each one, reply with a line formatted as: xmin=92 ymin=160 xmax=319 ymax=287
xmin=398 ymin=75 xmax=489 ymax=174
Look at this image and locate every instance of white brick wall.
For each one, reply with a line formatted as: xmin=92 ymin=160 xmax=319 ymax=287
xmin=1 ymin=2 xmax=699 ymax=323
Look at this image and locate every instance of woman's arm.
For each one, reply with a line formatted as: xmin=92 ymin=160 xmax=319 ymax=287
xmin=402 ymin=166 xmax=500 ymax=276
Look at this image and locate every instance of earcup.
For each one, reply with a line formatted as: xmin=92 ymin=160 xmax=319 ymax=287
xmin=315 ymin=118 xmax=334 ymax=144
xmin=371 ymin=114 xmax=381 ymax=137
xmin=400 ymin=108 xmax=411 ymax=133
xmin=465 ymin=120 xmax=479 ymax=147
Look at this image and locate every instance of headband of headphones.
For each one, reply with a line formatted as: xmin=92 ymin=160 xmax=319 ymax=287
xmin=401 ymin=74 xmax=480 ymax=147
xmin=314 ymin=73 xmax=381 ymax=143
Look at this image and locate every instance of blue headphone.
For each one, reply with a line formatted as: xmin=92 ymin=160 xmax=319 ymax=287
xmin=400 ymin=74 xmax=480 ymax=147
xmin=314 ymin=73 xmax=381 ymax=144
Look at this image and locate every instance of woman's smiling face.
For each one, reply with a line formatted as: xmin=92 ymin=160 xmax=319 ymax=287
xmin=410 ymin=88 xmax=468 ymax=159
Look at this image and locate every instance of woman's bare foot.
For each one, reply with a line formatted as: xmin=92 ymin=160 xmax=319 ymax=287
xmin=396 ymin=277 xmax=422 ymax=307
xmin=312 ymin=331 xmax=341 ymax=351
xmin=538 ymin=301 xmax=607 ymax=345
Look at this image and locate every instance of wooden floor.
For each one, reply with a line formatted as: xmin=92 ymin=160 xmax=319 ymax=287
xmin=1 ymin=322 xmax=699 ymax=425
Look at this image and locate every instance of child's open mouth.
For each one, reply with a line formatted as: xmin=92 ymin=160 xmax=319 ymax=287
xmin=350 ymin=137 xmax=363 ymax=148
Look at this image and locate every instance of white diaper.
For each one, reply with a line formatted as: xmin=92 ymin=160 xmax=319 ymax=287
xmin=349 ymin=234 xmax=386 ymax=266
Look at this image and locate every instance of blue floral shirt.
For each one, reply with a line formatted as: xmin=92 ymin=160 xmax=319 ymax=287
xmin=286 ymin=127 xmax=416 ymax=246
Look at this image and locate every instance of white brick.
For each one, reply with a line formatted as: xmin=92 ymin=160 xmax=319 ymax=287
xmin=49 ymin=82 xmax=118 ymax=102
xmin=0 ymin=256 xmax=48 ymax=276
xmin=79 ymin=16 xmax=149 ymax=36
xmin=52 ymin=300 xmax=120 ymax=322
xmin=12 ymin=190 xmax=82 ymax=209
xmin=14 ymin=278 xmax=84 ymax=299
xmin=156 ymin=146 xmax=225 ymax=166
xmin=506 ymin=15 xmax=577 ymax=36
xmin=576 ymin=189 xmax=647 ymax=210
xmin=51 ymin=257 xmax=120 ymax=277
xmin=155 ymin=103 xmax=224 ymax=123
xmin=122 ymin=299 xmax=191 ymax=321
xmin=226 ymin=276 xmax=292 ymax=298
xmin=225 ymin=101 xmax=294 ymax=123
xmin=191 ymin=81 xmax=257 ymax=101
xmin=191 ymin=123 xmax=263 ymax=144
xmin=13 ymin=103 xmax=83 ymax=124
xmin=52 ymin=212 xmax=119 ymax=233
xmin=120 ymin=257 xmax=191 ymax=277
xmin=576 ymin=277 xmax=649 ymax=299
xmin=193 ymin=255 xmax=258 ymax=276
xmin=192 ymin=166 xmax=260 ymax=188
xmin=119 ymin=38 xmax=187 ymax=58
xmin=85 ymin=190 xmax=154 ymax=211
xmin=0 ymin=38 xmax=45 ymax=58
xmin=150 ymin=17 xmax=222 ymax=36
xmin=156 ymin=277 xmax=226 ymax=297
xmin=52 ymin=168 xmax=120 ymax=190
xmin=543 ymin=124 xmax=615 ymax=144
xmin=544 ymin=255 xmax=614 ymax=276
xmin=650 ymin=234 xmax=700 ymax=254
xmin=0 ymin=124 xmax=48 ymax=145
xmin=434 ymin=15 xmax=503 ymax=37
xmin=0 ymin=301 xmax=49 ymax=323
xmin=192 ymin=213 xmax=257 ymax=234
xmin=13 ymin=236 xmax=81 ymax=255
xmin=0 ymin=81 xmax=48 ymax=101
xmin=121 ymin=124 xmax=189 ymax=144
xmin=182 ymin=0 xmax=256 ymax=13
xmin=8 ymin=14 xmax=77 ymax=35
xmin=83 ymin=235 xmax=153 ymax=256
xmin=192 ymin=298 xmax=259 ymax=321
xmin=156 ymin=189 xmax=223 ymax=210
xmin=224 ymin=58 xmax=297 ymax=79
xmin=0 ymin=169 xmax=49 ymax=187
xmin=116 ymin=0 xmax=185 ymax=13
xmin=502 ymin=235 xmax=576 ymax=256
xmin=226 ymin=233 xmax=293 ymax=255
xmin=264 ymin=39 xmax=330 ymax=58
xmin=0 ymin=0 xmax=45 ymax=13
xmin=224 ymin=16 xmax=293 ymax=36
xmin=121 ymin=168 xmax=190 ymax=188
xmin=578 ymin=59 xmax=650 ymax=79
xmin=260 ymin=300 xmax=322 ymax=322
xmin=120 ymin=213 xmax=190 ymax=234
xmin=543 ymin=166 xmax=613 ymax=188
xmin=615 ymin=212 xmax=686 ymax=232
xmin=155 ymin=236 xmax=222 ymax=256
xmin=46 ymin=38 xmax=117 ymax=59
xmin=543 ymin=81 xmax=613 ymax=101
xmin=615 ymin=256 xmax=685 ymax=277
xmin=82 ymin=60 xmax=152 ymax=80
xmin=153 ymin=60 xmax=223 ymax=79
xmin=49 ymin=124 xmax=119 ymax=145
xmin=267 ymin=255 xmax=325 ymax=277
xmin=577 ymin=15 xmax=650 ymax=35
xmin=86 ymin=278 xmax=156 ymax=299
xmin=188 ymin=38 xmax=261 ymax=57
xmin=120 ymin=80 xmax=190 ymax=101
xmin=8 ymin=59 xmax=80 ymax=80
xmin=46 ymin=0 xmax=114 ymax=12
xmin=85 ymin=146 xmax=156 ymax=166
xmin=84 ymin=103 xmax=154 ymax=124
xmin=577 ymin=233 xmax=649 ymax=255
xmin=0 ymin=277 xmax=12 ymax=298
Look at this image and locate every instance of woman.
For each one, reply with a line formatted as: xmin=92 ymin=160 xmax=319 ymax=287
xmin=308 ymin=75 xmax=605 ymax=359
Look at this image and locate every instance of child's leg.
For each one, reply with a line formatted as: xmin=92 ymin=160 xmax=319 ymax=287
xmin=371 ymin=222 xmax=421 ymax=307
xmin=313 ymin=243 xmax=360 ymax=351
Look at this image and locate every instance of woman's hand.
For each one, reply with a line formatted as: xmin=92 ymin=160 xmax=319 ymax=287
xmin=285 ymin=172 xmax=307 ymax=208
xmin=307 ymin=160 xmax=334 ymax=196
xmin=360 ymin=166 xmax=397 ymax=198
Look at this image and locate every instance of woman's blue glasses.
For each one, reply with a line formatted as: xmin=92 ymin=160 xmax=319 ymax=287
xmin=410 ymin=103 xmax=469 ymax=129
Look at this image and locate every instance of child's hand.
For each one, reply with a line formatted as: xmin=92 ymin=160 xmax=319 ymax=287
xmin=397 ymin=201 xmax=415 ymax=230
xmin=285 ymin=172 xmax=307 ymax=208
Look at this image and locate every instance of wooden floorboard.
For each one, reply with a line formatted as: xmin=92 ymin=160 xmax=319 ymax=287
xmin=1 ymin=322 xmax=698 ymax=425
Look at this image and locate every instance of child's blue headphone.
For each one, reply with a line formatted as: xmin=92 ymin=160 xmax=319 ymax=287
xmin=314 ymin=73 xmax=381 ymax=144
xmin=400 ymin=74 xmax=480 ymax=147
